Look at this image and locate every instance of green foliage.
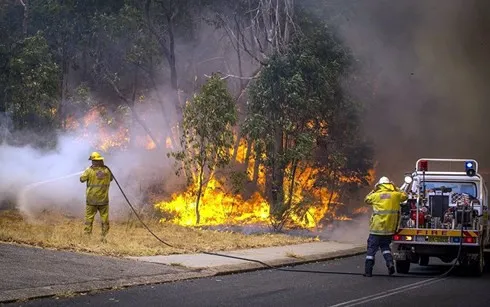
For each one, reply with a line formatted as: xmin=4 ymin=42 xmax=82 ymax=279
xmin=171 ymin=74 xmax=237 ymax=176
xmin=6 ymin=32 xmax=60 ymax=131
xmin=0 ymin=0 xmax=374 ymax=228
xmin=243 ymin=16 xmax=373 ymax=228
xmin=169 ymin=73 xmax=237 ymax=224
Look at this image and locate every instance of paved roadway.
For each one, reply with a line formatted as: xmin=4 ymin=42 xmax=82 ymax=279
xmin=9 ymin=255 xmax=490 ymax=307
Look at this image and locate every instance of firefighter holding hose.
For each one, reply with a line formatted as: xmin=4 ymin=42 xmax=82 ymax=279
xmin=363 ymin=176 xmax=408 ymax=277
xmin=80 ymin=151 xmax=113 ymax=241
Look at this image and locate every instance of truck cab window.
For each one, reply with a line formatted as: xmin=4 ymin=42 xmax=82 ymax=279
xmin=423 ymin=182 xmax=477 ymax=198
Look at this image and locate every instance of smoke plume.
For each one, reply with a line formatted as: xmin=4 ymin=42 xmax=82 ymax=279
xmin=0 ymin=134 xmax=170 ymax=221
xmin=328 ymin=0 xmax=490 ymax=181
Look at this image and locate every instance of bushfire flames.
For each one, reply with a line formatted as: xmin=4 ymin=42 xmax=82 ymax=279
xmin=66 ymin=106 xmax=131 ymax=151
xmin=66 ymin=105 xmax=168 ymax=152
xmin=69 ymin=107 xmax=375 ymax=229
xmin=154 ymin=138 xmax=375 ymax=229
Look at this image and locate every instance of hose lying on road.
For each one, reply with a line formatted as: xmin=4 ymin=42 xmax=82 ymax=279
xmin=107 ymin=166 xmax=463 ymax=278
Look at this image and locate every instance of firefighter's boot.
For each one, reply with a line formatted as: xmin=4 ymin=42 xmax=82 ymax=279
xmin=364 ymin=259 xmax=374 ymax=277
xmin=387 ymin=263 xmax=395 ymax=276
xmin=382 ymin=251 xmax=395 ymax=276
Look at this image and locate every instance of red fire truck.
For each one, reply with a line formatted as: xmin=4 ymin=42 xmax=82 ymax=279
xmin=392 ymin=158 xmax=490 ymax=276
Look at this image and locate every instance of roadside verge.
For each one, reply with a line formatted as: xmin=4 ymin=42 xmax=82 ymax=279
xmin=130 ymin=241 xmax=365 ymax=276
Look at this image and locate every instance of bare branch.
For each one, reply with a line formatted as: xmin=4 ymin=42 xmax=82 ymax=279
xmin=98 ymin=65 xmax=162 ymax=148
xmin=18 ymin=0 xmax=28 ymax=35
xmin=217 ymin=14 xmax=266 ymax=65
xmin=204 ymin=73 xmax=259 ymax=81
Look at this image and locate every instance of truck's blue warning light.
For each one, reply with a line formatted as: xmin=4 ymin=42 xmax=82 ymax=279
xmin=465 ymin=161 xmax=476 ymax=177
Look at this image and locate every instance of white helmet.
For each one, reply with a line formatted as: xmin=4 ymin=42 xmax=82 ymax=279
xmin=377 ymin=176 xmax=390 ymax=185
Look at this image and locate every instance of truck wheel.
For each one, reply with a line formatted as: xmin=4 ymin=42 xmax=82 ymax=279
xmin=419 ymin=256 xmax=429 ymax=266
xmin=468 ymin=245 xmax=484 ymax=277
xmin=395 ymin=260 xmax=410 ymax=274
xmin=484 ymin=252 xmax=490 ymax=273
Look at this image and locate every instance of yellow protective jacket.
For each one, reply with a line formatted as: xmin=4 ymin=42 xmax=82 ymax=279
xmin=364 ymin=183 xmax=408 ymax=235
xmin=80 ymin=166 xmax=113 ymax=206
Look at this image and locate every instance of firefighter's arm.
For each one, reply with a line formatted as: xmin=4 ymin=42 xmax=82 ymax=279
xmin=80 ymin=168 xmax=90 ymax=183
xmin=399 ymin=191 xmax=408 ymax=203
xmin=364 ymin=190 xmax=376 ymax=205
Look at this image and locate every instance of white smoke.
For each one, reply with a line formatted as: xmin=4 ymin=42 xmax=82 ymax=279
xmin=0 ymin=108 xmax=177 ymax=221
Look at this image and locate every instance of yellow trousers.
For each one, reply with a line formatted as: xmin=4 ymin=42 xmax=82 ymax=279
xmin=84 ymin=205 xmax=110 ymax=236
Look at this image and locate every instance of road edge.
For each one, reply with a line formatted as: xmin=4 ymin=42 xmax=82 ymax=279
xmin=203 ymin=246 xmax=366 ymax=276
xmin=0 ymin=246 xmax=365 ymax=304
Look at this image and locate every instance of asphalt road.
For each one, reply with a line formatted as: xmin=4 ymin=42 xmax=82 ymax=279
xmin=8 ymin=255 xmax=490 ymax=307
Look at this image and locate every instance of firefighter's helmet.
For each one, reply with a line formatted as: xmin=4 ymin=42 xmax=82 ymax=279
xmin=89 ymin=151 xmax=104 ymax=161
xmin=377 ymin=176 xmax=390 ymax=185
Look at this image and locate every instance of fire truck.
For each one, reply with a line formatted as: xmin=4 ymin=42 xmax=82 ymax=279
xmin=392 ymin=158 xmax=490 ymax=276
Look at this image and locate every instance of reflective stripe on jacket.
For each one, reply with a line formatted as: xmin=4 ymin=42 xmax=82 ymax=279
xmin=80 ymin=166 xmax=113 ymax=206
xmin=364 ymin=183 xmax=408 ymax=235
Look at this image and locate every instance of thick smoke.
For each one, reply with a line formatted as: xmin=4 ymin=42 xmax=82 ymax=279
xmin=303 ymin=0 xmax=490 ymax=240
xmin=0 ymin=18 xmax=254 ymax=221
xmin=0 ymin=116 xmax=176 ymax=221
xmin=331 ymin=0 xmax=490 ymax=180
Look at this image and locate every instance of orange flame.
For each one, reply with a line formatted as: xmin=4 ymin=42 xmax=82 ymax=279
xmin=145 ymin=136 xmax=157 ymax=150
xmin=65 ymin=105 xmax=176 ymax=153
xmin=154 ymin=138 xmax=367 ymax=229
xmin=65 ymin=106 xmax=130 ymax=152
xmin=67 ymin=105 xmax=375 ymax=229
xmin=352 ymin=206 xmax=369 ymax=215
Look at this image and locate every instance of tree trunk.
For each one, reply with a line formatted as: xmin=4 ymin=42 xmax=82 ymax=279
xmin=168 ymin=11 xmax=178 ymax=90
xmin=286 ymin=159 xmax=298 ymax=209
xmin=252 ymin=143 xmax=261 ymax=185
xmin=245 ymin=139 xmax=253 ymax=164
xmin=276 ymin=159 xmax=298 ymax=231
xmin=195 ymin=146 xmax=206 ymax=225
xmin=234 ymin=15 xmax=245 ymax=89
xmin=59 ymin=49 xmax=68 ymax=130
xmin=145 ymin=0 xmax=178 ymax=90
xmin=129 ymin=73 xmax=138 ymax=149
xmin=231 ymin=131 xmax=241 ymax=162
xmin=195 ymin=164 xmax=204 ymax=225
xmin=270 ymin=127 xmax=284 ymax=217
xmin=19 ymin=0 xmax=28 ymax=36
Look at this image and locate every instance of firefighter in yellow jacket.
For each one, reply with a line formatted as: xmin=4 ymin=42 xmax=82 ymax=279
xmin=363 ymin=176 xmax=408 ymax=277
xmin=80 ymin=151 xmax=113 ymax=240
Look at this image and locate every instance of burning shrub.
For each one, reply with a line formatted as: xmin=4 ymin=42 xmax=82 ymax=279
xmin=165 ymin=74 xmax=238 ymax=225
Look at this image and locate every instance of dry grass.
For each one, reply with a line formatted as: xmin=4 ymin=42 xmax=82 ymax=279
xmin=0 ymin=210 xmax=314 ymax=257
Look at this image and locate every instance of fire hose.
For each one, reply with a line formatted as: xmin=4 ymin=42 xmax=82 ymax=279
xmin=17 ymin=168 xmax=465 ymax=278
xmin=104 ymin=166 xmax=466 ymax=279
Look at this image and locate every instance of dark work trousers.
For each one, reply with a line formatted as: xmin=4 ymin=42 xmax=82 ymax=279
xmin=365 ymin=234 xmax=394 ymax=274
